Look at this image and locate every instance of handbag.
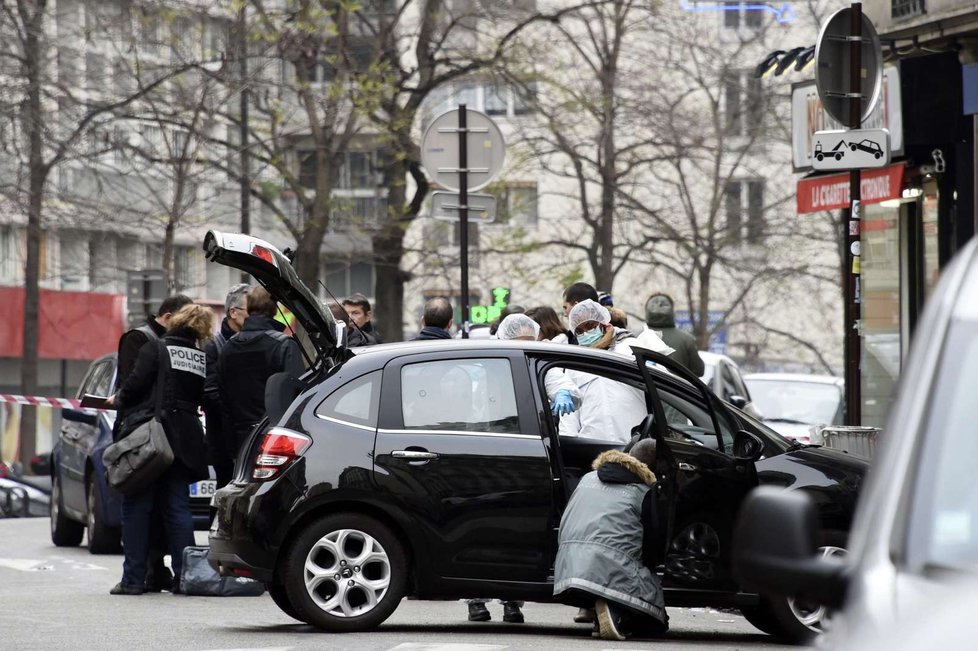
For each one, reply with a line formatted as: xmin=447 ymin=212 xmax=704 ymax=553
xmin=103 ymin=341 xmax=175 ymax=495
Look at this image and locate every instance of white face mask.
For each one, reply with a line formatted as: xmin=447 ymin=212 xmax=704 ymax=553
xmin=577 ymin=327 xmax=604 ymax=347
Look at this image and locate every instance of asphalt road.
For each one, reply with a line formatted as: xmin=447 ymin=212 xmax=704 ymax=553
xmin=0 ymin=517 xmax=797 ymax=651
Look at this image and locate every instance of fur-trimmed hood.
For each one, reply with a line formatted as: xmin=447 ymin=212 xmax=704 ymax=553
xmin=592 ymin=449 xmax=656 ymax=486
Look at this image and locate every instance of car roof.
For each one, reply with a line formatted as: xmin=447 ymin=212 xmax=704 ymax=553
xmin=351 ymin=338 xmax=632 ymax=360
xmin=698 ymin=351 xmax=734 ymax=364
xmin=744 ymin=373 xmax=843 ymax=386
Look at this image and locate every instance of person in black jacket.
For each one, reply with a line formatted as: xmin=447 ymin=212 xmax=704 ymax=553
xmin=217 ymin=286 xmax=304 ymax=460
xmin=202 ymin=284 xmax=249 ymax=490
xmin=113 ymin=293 xmax=192 ymax=592
xmin=107 ymin=304 xmax=212 ymax=596
xmin=341 ymin=293 xmax=382 ymax=345
xmin=411 ymin=297 xmax=454 ymax=340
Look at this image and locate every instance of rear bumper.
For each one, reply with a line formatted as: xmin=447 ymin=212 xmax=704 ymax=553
xmin=207 ymin=481 xmax=278 ymax=583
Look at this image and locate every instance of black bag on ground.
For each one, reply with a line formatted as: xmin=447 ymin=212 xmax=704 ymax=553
xmin=180 ymin=546 xmax=266 ymax=597
xmin=102 ymin=341 xmax=174 ymax=496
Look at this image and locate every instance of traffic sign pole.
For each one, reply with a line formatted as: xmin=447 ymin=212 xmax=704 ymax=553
xmin=458 ymin=104 xmax=470 ymax=339
xmin=845 ymin=2 xmax=862 ymax=426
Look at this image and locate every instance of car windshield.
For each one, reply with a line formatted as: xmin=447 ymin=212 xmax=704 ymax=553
xmin=908 ymin=317 xmax=978 ymax=571
xmin=745 ymin=379 xmax=841 ymax=425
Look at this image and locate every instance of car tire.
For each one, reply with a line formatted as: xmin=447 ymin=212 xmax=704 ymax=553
xmin=50 ymin=473 xmax=84 ymax=547
xmin=268 ymin=581 xmax=305 ymax=622
xmin=282 ymin=513 xmax=408 ymax=632
xmin=86 ymin=480 xmax=121 ymax=554
xmin=740 ymin=530 xmax=848 ymax=644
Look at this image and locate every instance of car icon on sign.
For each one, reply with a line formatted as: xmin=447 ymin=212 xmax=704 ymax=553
xmin=850 ymin=139 xmax=883 ymax=159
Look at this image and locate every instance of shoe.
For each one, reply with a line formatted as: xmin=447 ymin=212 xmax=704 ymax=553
xmin=595 ymin=599 xmax=627 ymax=641
xmin=574 ymin=607 xmax=596 ymax=624
xmin=110 ymin=582 xmax=145 ymax=596
xmin=144 ymin=566 xmax=173 ymax=593
xmin=171 ymin=577 xmax=182 ymax=595
xmin=503 ymin=602 xmax=524 ymax=624
xmin=467 ymin=602 xmax=491 ymax=622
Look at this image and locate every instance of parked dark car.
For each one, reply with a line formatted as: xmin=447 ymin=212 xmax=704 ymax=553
xmin=204 ymin=231 xmax=867 ymax=644
xmin=50 ymin=353 xmax=215 ymax=554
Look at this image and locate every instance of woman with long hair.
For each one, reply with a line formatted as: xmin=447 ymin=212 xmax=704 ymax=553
xmin=525 ymin=306 xmax=568 ymax=343
xmin=108 ymin=303 xmax=213 ymax=595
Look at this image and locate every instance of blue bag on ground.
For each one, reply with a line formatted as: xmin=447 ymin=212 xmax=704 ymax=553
xmin=180 ymin=546 xmax=265 ymax=596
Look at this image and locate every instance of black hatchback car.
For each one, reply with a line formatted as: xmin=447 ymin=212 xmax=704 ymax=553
xmin=205 ymin=231 xmax=867 ymax=643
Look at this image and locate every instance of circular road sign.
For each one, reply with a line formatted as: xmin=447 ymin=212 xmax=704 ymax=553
xmin=421 ymin=108 xmax=505 ymax=192
xmin=815 ymin=7 xmax=883 ymax=127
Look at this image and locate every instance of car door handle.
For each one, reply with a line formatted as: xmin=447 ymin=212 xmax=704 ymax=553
xmin=678 ymin=462 xmax=697 ymax=472
xmin=392 ymin=450 xmax=438 ymax=461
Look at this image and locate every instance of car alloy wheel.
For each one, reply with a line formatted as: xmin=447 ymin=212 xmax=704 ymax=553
xmin=304 ymin=528 xmax=391 ymax=617
xmin=666 ymin=520 xmax=722 ymax=585
xmin=86 ymin=481 xmax=120 ymax=554
xmin=283 ymin=513 xmax=408 ymax=632
xmin=786 ymin=544 xmax=847 ymax=630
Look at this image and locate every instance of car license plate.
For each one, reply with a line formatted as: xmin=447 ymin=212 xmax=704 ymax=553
xmin=189 ymin=480 xmax=217 ymax=498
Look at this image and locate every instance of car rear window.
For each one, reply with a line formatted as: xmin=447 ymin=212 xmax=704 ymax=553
xmin=315 ymin=371 xmax=381 ymax=428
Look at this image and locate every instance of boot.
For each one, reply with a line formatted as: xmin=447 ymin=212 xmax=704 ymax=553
xmin=467 ymin=602 xmax=491 ymax=622
xmin=503 ymin=601 xmax=524 ymax=623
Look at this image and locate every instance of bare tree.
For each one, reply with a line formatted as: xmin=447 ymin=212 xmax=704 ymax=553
xmin=0 ymin=0 xmax=201 ymax=463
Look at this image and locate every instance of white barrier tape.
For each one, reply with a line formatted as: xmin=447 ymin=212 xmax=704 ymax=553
xmin=0 ymin=394 xmax=82 ymax=409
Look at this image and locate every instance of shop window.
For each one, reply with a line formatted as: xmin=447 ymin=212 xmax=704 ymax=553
xmin=720 ymin=2 xmax=764 ymax=35
xmin=724 ymin=180 xmax=765 ymax=244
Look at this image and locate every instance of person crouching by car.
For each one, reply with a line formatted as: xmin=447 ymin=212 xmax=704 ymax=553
xmin=553 ymin=439 xmax=668 ymax=640
xmin=106 ymin=304 xmax=212 ymax=596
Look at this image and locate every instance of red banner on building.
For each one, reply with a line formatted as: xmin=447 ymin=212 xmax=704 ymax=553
xmin=797 ymin=163 xmax=905 ymax=214
xmin=0 ymin=287 xmax=125 ymax=360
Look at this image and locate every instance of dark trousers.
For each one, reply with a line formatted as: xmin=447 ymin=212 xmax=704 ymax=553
xmin=121 ymin=463 xmax=195 ymax=588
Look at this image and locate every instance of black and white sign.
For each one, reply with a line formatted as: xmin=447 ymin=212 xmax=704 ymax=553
xmin=430 ymin=191 xmax=497 ymax=223
xmin=811 ymin=128 xmax=891 ymax=171
xmin=168 ymin=346 xmax=206 ymax=378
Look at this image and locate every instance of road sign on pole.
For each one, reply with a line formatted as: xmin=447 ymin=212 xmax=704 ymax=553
xmin=811 ymin=128 xmax=890 ymax=171
xmin=814 ymin=5 xmax=883 ymax=128
xmin=420 ymin=107 xmax=506 ymax=338
xmin=421 ymin=108 xmax=506 ymax=192
xmin=430 ymin=191 xmax=497 ymax=223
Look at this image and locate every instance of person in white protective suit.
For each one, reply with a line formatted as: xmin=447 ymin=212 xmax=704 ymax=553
xmin=558 ymin=300 xmax=672 ymax=444
xmin=496 ymin=313 xmax=582 ymax=418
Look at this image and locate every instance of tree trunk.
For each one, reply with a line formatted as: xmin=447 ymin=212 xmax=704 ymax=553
xmin=163 ymin=219 xmax=176 ymax=293
xmin=371 ymin=158 xmax=412 ymax=342
xmin=294 ymin=220 xmax=326 ymax=289
xmin=696 ymin=264 xmax=712 ymax=350
xmin=19 ymin=3 xmax=48 ymax=466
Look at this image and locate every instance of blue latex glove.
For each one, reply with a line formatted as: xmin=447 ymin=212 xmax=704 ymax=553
xmin=551 ymin=389 xmax=577 ymax=417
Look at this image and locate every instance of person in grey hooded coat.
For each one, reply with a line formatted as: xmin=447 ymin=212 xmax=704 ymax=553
xmin=644 ymin=293 xmax=704 ymax=376
xmin=553 ymin=440 xmax=668 ymax=640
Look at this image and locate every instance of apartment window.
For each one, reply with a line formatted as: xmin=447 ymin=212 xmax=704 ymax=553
xmin=723 ymin=71 xmax=764 ymax=137
xmin=494 ymin=184 xmax=538 ymax=227
xmin=174 ymin=245 xmax=200 ymax=292
xmin=324 ymin=261 xmax=375 ymax=297
xmin=317 ymin=40 xmax=375 ymax=82
xmin=722 ymin=2 xmax=764 ymax=31
xmin=0 ymin=225 xmax=17 ymax=283
xmin=725 ymin=180 xmax=765 ymax=244
xmin=342 ymin=152 xmax=376 ymax=190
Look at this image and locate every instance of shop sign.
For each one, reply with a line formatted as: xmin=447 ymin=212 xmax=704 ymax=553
xmin=469 ymin=287 xmax=511 ymax=324
xmin=797 ymin=163 xmax=905 ymax=214
xmin=792 ymin=66 xmax=903 ymax=171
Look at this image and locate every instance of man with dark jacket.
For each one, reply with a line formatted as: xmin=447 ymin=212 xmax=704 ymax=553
xmin=411 ymin=297 xmax=454 ymax=340
xmin=202 ymin=284 xmax=249 ymax=489
xmin=644 ymin=293 xmax=705 ymax=376
xmin=554 ymin=439 xmax=668 ymax=641
xmin=217 ymin=286 xmax=305 ymax=458
xmin=341 ymin=293 xmax=382 ymax=345
xmin=112 ymin=293 xmax=191 ymax=593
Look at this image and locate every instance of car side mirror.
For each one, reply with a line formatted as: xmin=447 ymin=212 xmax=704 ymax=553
xmin=728 ymin=394 xmax=748 ymax=409
xmin=733 ymin=430 xmax=764 ymax=462
xmin=61 ymin=408 xmax=97 ymax=426
xmin=733 ymin=487 xmax=848 ymax=609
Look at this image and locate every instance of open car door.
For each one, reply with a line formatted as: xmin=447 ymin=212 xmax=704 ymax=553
xmin=631 ymin=346 xmax=761 ymax=592
xmin=202 ymin=231 xmax=348 ymax=371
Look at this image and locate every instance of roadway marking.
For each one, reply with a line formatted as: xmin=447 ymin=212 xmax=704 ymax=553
xmin=387 ymin=645 xmax=507 ymax=651
xmin=0 ymin=557 xmax=107 ymax=571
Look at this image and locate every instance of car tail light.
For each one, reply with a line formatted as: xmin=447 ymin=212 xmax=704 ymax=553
xmin=250 ymin=244 xmax=277 ymax=267
xmin=251 ymin=427 xmax=312 ymax=481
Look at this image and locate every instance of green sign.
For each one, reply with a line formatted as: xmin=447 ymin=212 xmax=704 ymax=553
xmin=470 ymin=287 xmax=510 ymax=324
